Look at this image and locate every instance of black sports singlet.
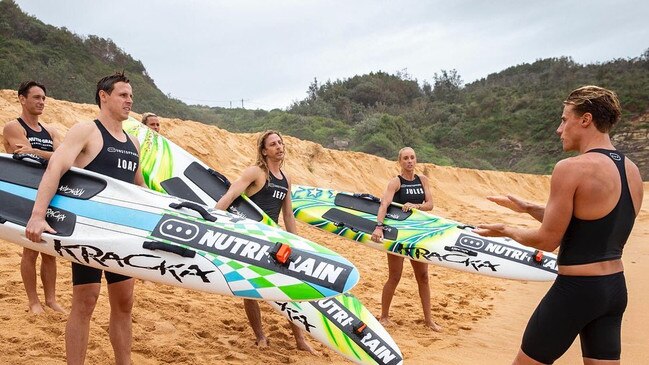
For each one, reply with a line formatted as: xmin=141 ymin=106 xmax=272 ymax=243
xmin=17 ymin=117 xmax=53 ymax=152
xmin=72 ymin=120 xmax=139 ymax=286
xmin=392 ymin=175 xmax=425 ymax=204
xmin=83 ymin=120 xmax=139 ymax=183
xmin=558 ymin=149 xmax=636 ymax=265
xmin=249 ymin=170 xmax=289 ymax=223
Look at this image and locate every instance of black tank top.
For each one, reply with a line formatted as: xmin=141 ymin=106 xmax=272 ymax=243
xmin=17 ymin=117 xmax=54 ymax=152
xmin=83 ymin=120 xmax=139 ymax=183
xmin=249 ymin=170 xmax=289 ymax=223
xmin=393 ymin=175 xmax=425 ymax=204
xmin=557 ymin=149 xmax=636 ymax=265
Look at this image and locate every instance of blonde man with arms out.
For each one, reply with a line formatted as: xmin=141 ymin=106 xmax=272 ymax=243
xmin=475 ymin=86 xmax=643 ymax=365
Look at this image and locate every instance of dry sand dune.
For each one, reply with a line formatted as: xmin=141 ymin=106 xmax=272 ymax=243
xmin=0 ymin=90 xmax=647 ymax=364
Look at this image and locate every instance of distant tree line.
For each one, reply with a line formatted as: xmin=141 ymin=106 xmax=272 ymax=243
xmin=2 ymin=0 xmax=648 ymax=175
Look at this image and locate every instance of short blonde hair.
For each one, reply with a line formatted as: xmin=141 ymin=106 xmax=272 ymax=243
xmin=397 ymin=146 xmax=415 ymax=160
xmin=563 ymin=86 xmax=621 ymax=133
xmin=141 ymin=112 xmax=158 ymax=125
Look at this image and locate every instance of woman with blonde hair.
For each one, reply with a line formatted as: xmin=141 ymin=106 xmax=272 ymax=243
xmin=371 ymin=147 xmax=442 ymax=331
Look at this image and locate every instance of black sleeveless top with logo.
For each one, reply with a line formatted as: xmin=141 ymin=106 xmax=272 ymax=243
xmin=83 ymin=120 xmax=139 ymax=183
xmin=557 ymin=149 xmax=636 ymax=265
xmin=393 ymin=174 xmax=425 ymax=205
xmin=249 ymin=170 xmax=289 ymax=223
xmin=17 ymin=117 xmax=54 ymax=152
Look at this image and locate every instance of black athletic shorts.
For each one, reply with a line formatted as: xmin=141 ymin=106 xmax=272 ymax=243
xmin=521 ymin=272 xmax=627 ymax=364
xmin=72 ymin=263 xmax=131 ymax=286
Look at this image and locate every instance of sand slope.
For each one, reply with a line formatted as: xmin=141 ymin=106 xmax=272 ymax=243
xmin=0 ymin=90 xmax=647 ymax=364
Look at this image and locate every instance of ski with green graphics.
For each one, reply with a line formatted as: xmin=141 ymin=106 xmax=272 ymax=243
xmin=125 ymin=117 xmax=403 ymax=365
xmin=0 ymin=154 xmax=358 ymax=301
xmin=292 ymin=185 xmax=558 ymax=281
xmin=123 ymin=117 xmax=278 ymax=227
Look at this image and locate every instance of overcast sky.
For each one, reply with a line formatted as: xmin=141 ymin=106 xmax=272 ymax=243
xmin=13 ymin=0 xmax=649 ymax=110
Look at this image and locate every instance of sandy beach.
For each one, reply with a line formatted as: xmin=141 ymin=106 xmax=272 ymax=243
xmin=0 ymin=90 xmax=647 ymax=364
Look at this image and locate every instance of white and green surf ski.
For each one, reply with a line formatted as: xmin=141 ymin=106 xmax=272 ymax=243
xmin=0 ymin=154 xmax=359 ymax=301
xmin=292 ymin=185 xmax=558 ymax=281
xmin=125 ymin=119 xmax=403 ymax=364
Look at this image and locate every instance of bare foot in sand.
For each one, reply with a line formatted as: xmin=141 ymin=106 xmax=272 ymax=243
xmin=28 ymin=302 xmax=45 ymax=315
xmin=379 ymin=316 xmax=392 ymax=326
xmin=296 ymin=339 xmax=318 ymax=355
xmin=255 ymin=336 xmax=269 ymax=348
xmin=425 ymin=320 xmax=443 ymax=332
xmin=45 ymin=300 xmax=66 ymax=314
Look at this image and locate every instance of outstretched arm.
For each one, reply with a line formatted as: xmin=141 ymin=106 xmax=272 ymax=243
xmin=487 ymin=195 xmax=545 ymax=222
xmin=474 ymin=160 xmax=577 ymax=252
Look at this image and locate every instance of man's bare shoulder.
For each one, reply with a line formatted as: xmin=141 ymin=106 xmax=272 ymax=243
xmin=68 ymin=121 xmax=96 ymax=132
xmin=237 ymin=165 xmax=266 ymax=185
xmin=2 ymin=119 xmax=22 ymax=133
xmin=284 ymin=170 xmax=292 ymax=184
xmin=551 ymin=157 xmax=590 ymax=184
xmin=554 ymin=154 xmax=604 ymax=172
xmin=62 ymin=121 xmax=97 ymax=144
xmin=128 ymin=133 xmax=141 ymax=149
xmin=242 ymin=165 xmax=264 ymax=176
xmin=623 ymin=155 xmax=641 ymax=176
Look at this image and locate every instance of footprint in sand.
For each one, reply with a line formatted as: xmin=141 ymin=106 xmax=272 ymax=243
xmin=154 ymin=320 xmax=176 ymax=334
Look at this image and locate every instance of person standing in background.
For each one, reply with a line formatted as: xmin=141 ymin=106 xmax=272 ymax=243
xmin=141 ymin=112 xmax=160 ymax=133
xmin=371 ymin=147 xmax=442 ymax=332
xmin=3 ymin=80 xmax=64 ymax=314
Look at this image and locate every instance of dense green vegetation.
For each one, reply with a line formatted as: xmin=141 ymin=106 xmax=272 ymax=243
xmin=214 ymin=55 xmax=649 ymax=174
xmin=2 ymin=0 xmax=648 ymax=175
xmin=0 ymin=0 xmax=193 ymax=118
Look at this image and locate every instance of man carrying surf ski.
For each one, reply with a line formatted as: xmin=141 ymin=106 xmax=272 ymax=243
xmin=3 ymin=80 xmax=64 ymax=315
xmin=475 ymin=86 xmax=643 ymax=365
xmin=215 ymin=130 xmax=316 ymax=354
xmin=25 ymin=72 xmax=146 ymax=365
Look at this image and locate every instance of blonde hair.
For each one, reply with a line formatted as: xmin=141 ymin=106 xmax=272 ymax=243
xmin=141 ymin=112 xmax=158 ymax=125
xmin=397 ymin=146 xmax=415 ymax=160
xmin=563 ymin=85 xmax=621 ymax=133
xmin=255 ymin=130 xmax=284 ymax=179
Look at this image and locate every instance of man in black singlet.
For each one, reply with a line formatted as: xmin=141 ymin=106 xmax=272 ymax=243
xmin=475 ymin=86 xmax=643 ymax=364
xmin=26 ymin=72 xmax=145 ymax=365
xmin=3 ymin=81 xmax=64 ymax=314
xmin=215 ymin=130 xmax=316 ymax=355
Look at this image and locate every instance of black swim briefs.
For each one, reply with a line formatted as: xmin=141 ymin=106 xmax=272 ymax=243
xmin=71 ymin=262 xmax=131 ymax=286
xmin=521 ymin=272 xmax=627 ymax=363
